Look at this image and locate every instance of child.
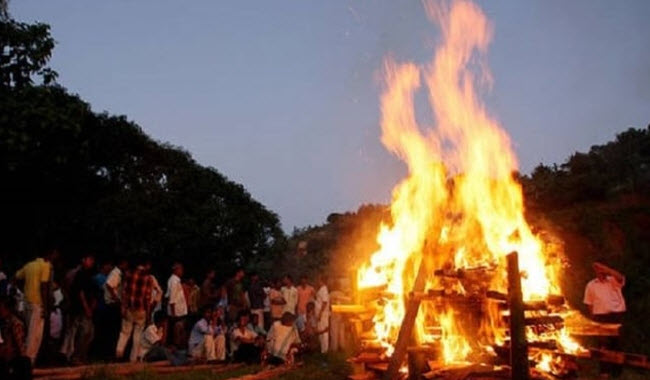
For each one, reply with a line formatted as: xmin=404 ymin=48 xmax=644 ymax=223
xmin=140 ymin=310 xmax=168 ymax=362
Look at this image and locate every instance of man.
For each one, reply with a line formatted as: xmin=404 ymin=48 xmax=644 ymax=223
xmin=61 ymin=254 xmax=96 ymax=363
xmin=199 ymin=269 xmax=218 ymax=309
xmin=103 ymin=257 xmax=128 ymax=357
xmin=14 ymin=249 xmax=53 ymax=363
xmin=314 ymin=275 xmax=330 ymax=353
xmin=248 ymin=272 xmax=266 ymax=329
xmin=165 ymin=263 xmax=187 ymax=347
xmin=584 ymin=261 xmax=626 ymax=378
xmin=280 ymin=275 xmax=297 ymax=315
xmin=0 ymin=296 xmax=31 ymax=380
xmin=91 ymin=259 xmax=113 ymax=359
xmin=188 ymin=307 xmax=218 ymax=362
xmin=269 ymin=279 xmax=285 ymax=323
xmin=231 ymin=312 xmax=261 ymax=364
xmin=116 ymin=260 xmax=153 ymax=362
xmin=226 ymin=269 xmax=246 ymax=323
xmin=140 ymin=311 xmax=167 ymax=362
xmin=266 ymin=312 xmax=301 ymax=366
xmin=296 ymin=276 xmax=315 ymax=318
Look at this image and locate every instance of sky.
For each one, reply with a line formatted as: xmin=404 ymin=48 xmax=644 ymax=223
xmin=12 ymin=1 xmax=650 ymax=231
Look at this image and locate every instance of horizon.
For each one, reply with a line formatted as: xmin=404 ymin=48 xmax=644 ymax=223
xmin=12 ymin=1 xmax=650 ymax=231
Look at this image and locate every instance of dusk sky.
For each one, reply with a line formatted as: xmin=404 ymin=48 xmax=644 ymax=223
xmin=13 ymin=1 xmax=650 ymax=231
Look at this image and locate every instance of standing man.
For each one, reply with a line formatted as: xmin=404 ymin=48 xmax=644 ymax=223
xmin=104 ymin=257 xmax=128 ymax=356
xmin=116 ymin=259 xmax=152 ymax=362
xmin=280 ymin=275 xmax=297 ymax=315
xmin=14 ymin=249 xmax=54 ymax=363
xmin=165 ymin=263 xmax=187 ymax=347
xmin=61 ymin=254 xmax=96 ymax=363
xmin=296 ymin=276 xmax=315 ymax=318
xmin=248 ymin=272 xmax=266 ymax=330
xmin=226 ymin=269 xmax=246 ymax=323
xmin=584 ymin=261 xmax=626 ymax=377
xmin=314 ymin=275 xmax=330 ymax=353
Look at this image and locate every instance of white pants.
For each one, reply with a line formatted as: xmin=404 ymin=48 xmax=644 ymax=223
xmin=251 ymin=309 xmax=264 ymax=329
xmin=25 ymin=302 xmax=45 ymax=363
xmin=190 ymin=334 xmax=226 ymax=361
xmin=116 ymin=309 xmax=146 ymax=362
xmin=318 ymin=311 xmax=330 ymax=353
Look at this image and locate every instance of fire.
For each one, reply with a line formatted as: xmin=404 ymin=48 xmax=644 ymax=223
xmin=357 ymin=0 xmax=581 ymax=369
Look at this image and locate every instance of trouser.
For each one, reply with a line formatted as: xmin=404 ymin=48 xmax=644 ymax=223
xmin=143 ymin=345 xmax=171 ymax=362
xmin=61 ymin=314 xmax=94 ymax=362
xmin=233 ymin=343 xmax=261 ymax=364
xmin=189 ymin=334 xmax=226 ymax=361
xmin=116 ymin=309 xmax=147 ymax=361
xmin=25 ymin=302 xmax=45 ymax=363
xmin=593 ymin=312 xmax=624 ymax=377
xmin=167 ymin=316 xmax=186 ymax=348
xmin=251 ymin=309 xmax=264 ymax=329
xmin=318 ymin=311 xmax=330 ymax=353
xmin=330 ymin=313 xmax=344 ymax=352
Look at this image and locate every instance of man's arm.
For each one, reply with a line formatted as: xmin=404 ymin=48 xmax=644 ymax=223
xmin=594 ymin=262 xmax=625 ymax=285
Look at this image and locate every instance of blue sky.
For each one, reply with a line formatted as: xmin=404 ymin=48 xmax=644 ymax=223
xmin=12 ymin=1 xmax=650 ymax=230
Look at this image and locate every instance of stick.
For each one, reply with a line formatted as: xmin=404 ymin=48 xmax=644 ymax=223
xmin=507 ymin=251 xmax=530 ymax=380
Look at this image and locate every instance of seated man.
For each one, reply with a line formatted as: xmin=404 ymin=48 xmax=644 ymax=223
xmin=266 ymin=312 xmax=301 ymax=366
xmin=140 ymin=311 xmax=168 ymax=362
xmin=188 ymin=306 xmax=219 ymax=363
xmin=231 ymin=312 xmax=262 ymax=364
xmin=211 ymin=307 xmax=227 ymax=361
xmin=0 ymin=296 xmax=31 ymax=380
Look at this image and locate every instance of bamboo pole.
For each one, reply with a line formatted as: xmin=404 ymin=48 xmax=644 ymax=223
xmin=507 ymin=251 xmax=530 ymax=380
xmin=383 ymin=241 xmax=437 ymax=380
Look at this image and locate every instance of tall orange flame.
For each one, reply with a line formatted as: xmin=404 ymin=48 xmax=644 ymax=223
xmin=358 ymin=0 xmax=578 ymax=366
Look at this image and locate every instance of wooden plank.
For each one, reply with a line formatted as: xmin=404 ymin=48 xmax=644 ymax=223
xmin=507 ymin=251 xmax=530 ymax=380
xmin=383 ymin=240 xmax=438 ymax=380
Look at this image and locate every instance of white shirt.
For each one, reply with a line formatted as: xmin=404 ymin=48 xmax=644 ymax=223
xmin=266 ymin=321 xmax=301 ymax=360
xmin=140 ymin=324 xmax=163 ymax=357
xmin=104 ymin=267 xmax=122 ymax=304
xmin=231 ymin=326 xmax=257 ymax=352
xmin=166 ymin=274 xmax=187 ymax=317
xmin=584 ymin=275 xmax=626 ymax=315
xmin=281 ymin=286 xmax=298 ymax=314
xmin=315 ymin=285 xmax=330 ymax=316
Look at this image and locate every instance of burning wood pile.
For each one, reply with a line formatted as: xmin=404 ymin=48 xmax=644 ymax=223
xmin=331 ymin=1 xmax=648 ymax=379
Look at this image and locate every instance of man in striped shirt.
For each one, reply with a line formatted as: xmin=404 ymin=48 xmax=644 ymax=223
xmin=116 ymin=259 xmax=152 ymax=362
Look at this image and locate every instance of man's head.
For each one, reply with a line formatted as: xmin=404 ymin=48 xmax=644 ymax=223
xmin=100 ymin=260 xmax=113 ymax=275
xmin=234 ymin=269 xmax=245 ymax=281
xmin=300 ymin=276 xmax=308 ymax=286
xmin=318 ymin=275 xmax=328 ymax=287
xmin=153 ymin=310 xmax=167 ymax=327
xmin=172 ymin=262 xmax=184 ymax=277
xmin=283 ymin=274 xmax=293 ymax=286
xmin=593 ymin=262 xmax=608 ymax=281
xmin=250 ymin=272 xmax=259 ymax=283
xmin=238 ymin=312 xmax=250 ymax=327
xmin=201 ymin=306 xmax=213 ymax=321
xmin=117 ymin=258 xmax=129 ymax=272
xmin=81 ymin=254 xmax=95 ymax=270
xmin=306 ymin=301 xmax=315 ymax=315
xmin=206 ymin=269 xmax=216 ymax=280
xmin=281 ymin=312 xmax=296 ymax=326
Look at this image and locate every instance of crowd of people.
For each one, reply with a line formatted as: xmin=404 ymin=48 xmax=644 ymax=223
xmin=0 ymin=249 xmax=341 ymax=379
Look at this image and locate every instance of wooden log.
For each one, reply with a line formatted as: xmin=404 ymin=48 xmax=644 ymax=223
xmin=486 ymin=290 xmax=507 ymax=301
xmin=507 ymin=251 xmax=530 ymax=380
xmin=383 ymin=240 xmax=438 ymax=380
xmin=332 ymin=304 xmax=369 ymax=314
xmin=502 ymin=315 xmax=564 ymax=326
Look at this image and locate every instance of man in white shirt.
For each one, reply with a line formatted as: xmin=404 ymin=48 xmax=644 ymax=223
xmin=266 ymin=312 xmax=301 ymax=365
xmin=188 ymin=307 xmax=217 ymax=362
xmin=280 ymin=275 xmax=298 ymax=315
xmin=231 ymin=313 xmax=261 ymax=364
xmin=165 ymin=263 xmax=187 ymax=347
xmin=104 ymin=258 xmax=129 ymax=354
xmin=140 ymin=311 xmax=168 ymax=362
xmin=314 ymin=275 xmax=330 ymax=353
xmin=583 ymin=261 xmax=626 ymax=377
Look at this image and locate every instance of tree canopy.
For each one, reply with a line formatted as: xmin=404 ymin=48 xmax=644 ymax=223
xmin=0 ymin=17 xmax=286 ymax=277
